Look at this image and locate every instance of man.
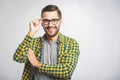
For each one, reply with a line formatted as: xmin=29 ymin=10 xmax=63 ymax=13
xmin=13 ymin=5 xmax=80 ymax=80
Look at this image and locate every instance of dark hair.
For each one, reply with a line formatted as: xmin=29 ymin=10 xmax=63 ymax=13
xmin=41 ymin=5 xmax=62 ymax=19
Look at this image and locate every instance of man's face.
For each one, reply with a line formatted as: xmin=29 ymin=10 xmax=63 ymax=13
xmin=42 ymin=11 xmax=62 ymax=37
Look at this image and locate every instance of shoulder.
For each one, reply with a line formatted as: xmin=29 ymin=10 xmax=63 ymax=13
xmin=60 ymin=33 xmax=79 ymax=45
xmin=60 ymin=34 xmax=80 ymax=54
xmin=31 ymin=36 xmax=43 ymax=43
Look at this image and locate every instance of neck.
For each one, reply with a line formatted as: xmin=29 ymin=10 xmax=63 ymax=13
xmin=46 ymin=33 xmax=59 ymax=42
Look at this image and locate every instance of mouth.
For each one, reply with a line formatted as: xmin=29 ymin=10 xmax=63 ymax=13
xmin=46 ymin=27 xmax=56 ymax=33
xmin=48 ymin=27 xmax=54 ymax=32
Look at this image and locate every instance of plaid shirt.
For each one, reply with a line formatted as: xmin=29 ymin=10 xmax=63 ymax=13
xmin=13 ymin=33 xmax=80 ymax=80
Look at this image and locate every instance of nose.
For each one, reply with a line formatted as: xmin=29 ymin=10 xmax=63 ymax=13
xmin=48 ymin=21 xmax=53 ymax=27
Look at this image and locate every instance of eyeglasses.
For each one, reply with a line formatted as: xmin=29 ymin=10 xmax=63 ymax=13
xmin=42 ymin=19 xmax=60 ymax=25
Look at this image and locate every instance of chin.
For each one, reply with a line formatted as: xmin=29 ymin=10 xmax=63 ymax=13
xmin=46 ymin=32 xmax=58 ymax=37
xmin=47 ymin=34 xmax=56 ymax=37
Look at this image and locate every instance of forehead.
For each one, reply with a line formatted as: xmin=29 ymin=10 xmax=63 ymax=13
xmin=42 ymin=11 xmax=59 ymax=19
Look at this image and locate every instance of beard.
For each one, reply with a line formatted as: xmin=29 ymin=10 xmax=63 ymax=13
xmin=43 ymin=26 xmax=60 ymax=38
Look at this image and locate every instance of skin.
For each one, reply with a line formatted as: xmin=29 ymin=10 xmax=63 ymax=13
xmin=27 ymin=11 xmax=62 ymax=68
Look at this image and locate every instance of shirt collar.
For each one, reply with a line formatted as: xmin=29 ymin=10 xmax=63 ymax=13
xmin=41 ymin=32 xmax=64 ymax=44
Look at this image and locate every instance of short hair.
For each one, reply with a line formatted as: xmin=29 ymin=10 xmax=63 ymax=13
xmin=41 ymin=5 xmax=62 ymax=19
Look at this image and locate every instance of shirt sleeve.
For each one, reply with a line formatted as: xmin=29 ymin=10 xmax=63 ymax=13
xmin=38 ymin=41 xmax=80 ymax=79
xmin=13 ymin=34 xmax=34 ymax=63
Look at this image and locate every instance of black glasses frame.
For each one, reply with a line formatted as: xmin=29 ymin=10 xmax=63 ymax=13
xmin=42 ymin=19 xmax=60 ymax=25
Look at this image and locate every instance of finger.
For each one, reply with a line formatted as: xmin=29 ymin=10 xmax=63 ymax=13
xmin=29 ymin=48 xmax=36 ymax=58
xmin=27 ymin=49 xmax=32 ymax=59
xmin=29 ymin=20 xmax=34 ymax=26
xmin=29 ymin=48 xmax=33 ymax=53
xmin=37 ymin=18 xmax=42 ymax=21
xmin=29 ymin=48 xmax=32 ymax=51
xmin=36 ymin=18 xmax=42 ymax=25
xmin=30 ymin=19 xmax=41 ymax=26
xmin=28 ymin=48 xmax=32 ymax=55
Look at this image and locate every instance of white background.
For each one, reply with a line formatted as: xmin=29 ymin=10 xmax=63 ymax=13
xmin=0 ymin=0 xmax=120 ymax=80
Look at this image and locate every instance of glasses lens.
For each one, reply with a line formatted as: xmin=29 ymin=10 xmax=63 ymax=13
xmin=51 ymin=19 xmax=59 ymax=25
xmin=42 ymin=19 xmax=49 ymax=25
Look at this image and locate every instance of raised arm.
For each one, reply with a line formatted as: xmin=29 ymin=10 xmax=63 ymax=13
xmin=13 ymin=18 xmax=42 ymax=63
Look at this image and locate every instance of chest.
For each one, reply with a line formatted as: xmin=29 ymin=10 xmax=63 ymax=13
xmin=34 ymin=40 xmax=71 ymax=64
xmin=41 ymin=40 xmax=58 ymax=64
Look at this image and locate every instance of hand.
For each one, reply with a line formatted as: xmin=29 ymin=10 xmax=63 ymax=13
xmin=28 ymin=18 xmax=42 ymax=37
xmin=27 ymin=48 xmax=40 ymax=68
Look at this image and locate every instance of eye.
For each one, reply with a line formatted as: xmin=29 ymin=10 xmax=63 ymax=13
xmin=43 ymin=19 xmax=49 ymax=22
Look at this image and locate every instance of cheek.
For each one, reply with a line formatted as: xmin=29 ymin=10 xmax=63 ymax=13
xmin=57 ymin=23 xmax=61 ymax=28
xmin=55 ymin=22 xmax=61 ymax=28
xmin=42 ymin=24 xmax=47 ymax=28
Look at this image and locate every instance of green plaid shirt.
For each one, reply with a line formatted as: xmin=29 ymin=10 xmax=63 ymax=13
xmin=13 ymin=33 xmax=80 ymax=80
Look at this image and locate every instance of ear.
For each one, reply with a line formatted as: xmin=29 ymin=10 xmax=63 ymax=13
xmin=60 ymin=18 xmax=63 ymax=24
